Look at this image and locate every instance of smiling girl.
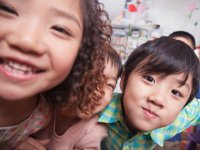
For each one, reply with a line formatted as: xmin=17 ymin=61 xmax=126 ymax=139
xmin=0 ymin=0 xmax=111 ymax=149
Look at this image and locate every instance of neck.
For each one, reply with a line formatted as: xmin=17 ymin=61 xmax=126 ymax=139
xmin=55 ymin=110 xmax=80 ymax=136
xmin=123 ymin=111 xmax=139 ymax=136
xmin=121 ymin=100 xmax=139 ymax=136
xmin=0 ymin=96 xmax=39 ymax=127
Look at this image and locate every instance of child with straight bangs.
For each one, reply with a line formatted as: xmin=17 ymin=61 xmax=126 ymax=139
xmin=25 ymin=45 xmax=123 ymax=150
xmin=169 ymin=31 xmax=196 ymax=49
xmin=0 ymin=0 xmax=112 ymax=149
xmin=98 ymin=36 xmax=200 ymax=150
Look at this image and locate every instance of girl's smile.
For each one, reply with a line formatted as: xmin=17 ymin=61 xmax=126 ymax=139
xmin=0 ymin=0 xmax=83 ymax=101
xmin=0 ymin=58 xmax=44 ymax=79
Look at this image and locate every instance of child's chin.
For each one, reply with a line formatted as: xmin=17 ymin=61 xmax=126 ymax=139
xmin=135 ymin=124 xmax=157 ymax=132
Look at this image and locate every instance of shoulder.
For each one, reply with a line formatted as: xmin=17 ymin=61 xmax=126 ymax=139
xmin=75 ymin=115 xmax=107 ymax=148
xmin=85 ymin=115 xmax=107 ymax=136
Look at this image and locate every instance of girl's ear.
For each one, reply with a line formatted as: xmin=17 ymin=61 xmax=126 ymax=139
xmin=120 ymin=72 xmax=125 ymax=91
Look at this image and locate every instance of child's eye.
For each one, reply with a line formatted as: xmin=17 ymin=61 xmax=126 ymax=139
xmin=144 ymin=76 xmax=155 ymax=83
xmin=51 ymin=25 xmax=72 ymax=36
xmin=0 ymin=2 xmax=18 ymax=16
xmin=171 ymin=89 xmax=182 ymax=97
xmin=106 ymin=83 xmax=115 ymax=90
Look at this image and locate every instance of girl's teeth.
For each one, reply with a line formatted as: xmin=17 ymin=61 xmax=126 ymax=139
xmin=8 ymin=61 xmax=32 ymax=71
xmin=2 ymin=59 xmax=37 ymax=74
xmin=3 ymin=64 xmax=33 ymax=75
xmin=5 ymin=64 xmax=12 ymax=72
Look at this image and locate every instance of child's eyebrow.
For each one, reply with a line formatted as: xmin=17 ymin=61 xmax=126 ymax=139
xmin=176 ymin=79 xmax=191 ymax=91
xmin=106 ymin=74 xmax=117 ymax=81
xmin=51 ymin=8 xmax=82 ymax=29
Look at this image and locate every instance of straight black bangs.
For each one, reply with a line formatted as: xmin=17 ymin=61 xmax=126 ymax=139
xmin=124 ymin=37 xmax=200 ymax=101
xmin=136 ymin=55 xmax=190 ymax=86
xmin=126 ymin=37 xmax=198 ymax=77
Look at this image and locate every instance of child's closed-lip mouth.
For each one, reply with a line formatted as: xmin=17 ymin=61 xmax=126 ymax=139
xmin=142 ymin=107 xmax=158 ymax=119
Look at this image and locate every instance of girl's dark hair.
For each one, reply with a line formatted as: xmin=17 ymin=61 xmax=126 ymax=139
xmin=169 ymin=31 xmax=196 ymax=49
xmin=123 ymin=36 xmax=200 ymax=103
xmin=44 ymin=0 xmax=112 ymax=117
xmin=105 ymin=45 xmax=123 ymax=78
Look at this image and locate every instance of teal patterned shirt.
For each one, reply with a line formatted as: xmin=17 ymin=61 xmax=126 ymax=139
xmin=98 ymin=93 xmax=200 ymax=150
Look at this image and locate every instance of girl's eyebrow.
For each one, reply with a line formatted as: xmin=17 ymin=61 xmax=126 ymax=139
xmin=51 ymin=8 xmax=82 ymax=29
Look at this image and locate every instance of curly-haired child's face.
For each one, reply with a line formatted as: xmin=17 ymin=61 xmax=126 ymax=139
xmin=93 ymin=60 xmax=119 ymax=115
xmin=78 ymin=60 xmax=119 ymax=119
xmin=0 ymin=0 xmax=83 ymax=101
xmin=121 ymin=70 xmax=192 ymax=132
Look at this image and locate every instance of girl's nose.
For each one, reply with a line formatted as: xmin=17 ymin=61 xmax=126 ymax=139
xmin=7 ymin=22 xmax=47 ymax=55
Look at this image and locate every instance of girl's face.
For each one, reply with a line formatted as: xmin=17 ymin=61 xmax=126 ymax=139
xmin=0 ymin=0 xmax=83 ymax=101
xmin=121 ymin=70 xmax=192 ymax=132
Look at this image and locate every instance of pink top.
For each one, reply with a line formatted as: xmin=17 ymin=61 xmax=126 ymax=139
xmin=0 ymin=97 xmax=50 ymax=150
xmin=37 ymin=114 xmax=107 ymax=150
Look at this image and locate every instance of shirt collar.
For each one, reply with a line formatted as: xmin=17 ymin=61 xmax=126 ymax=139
xmin=98 ymin=93 xmax=123 ymax=123
xmin=150 ymin=128 xmax=167 ymax=146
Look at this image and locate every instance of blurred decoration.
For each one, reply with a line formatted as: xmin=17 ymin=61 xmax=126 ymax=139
xmin=137 ymin=3 xmax=147 ymax=15
xmin=188 ymin=2 xmax=198 ymax=19
xmin=128 ymin=4 xmax=137 ymax=12
xmin=136 ymin=0 xmax=141 ymax=5
xmin=122 ymin=0 xmax=150 ymax=24
xmin=113 ymin=10 xmax=126 ymax=23
xmin=187 ymin=2 xmax=199 ymax=27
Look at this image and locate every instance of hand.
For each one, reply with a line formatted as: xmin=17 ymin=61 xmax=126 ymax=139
xmin=14 ymin=137 xmax=49 ymax=150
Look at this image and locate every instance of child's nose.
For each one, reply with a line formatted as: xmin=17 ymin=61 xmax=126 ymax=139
xmin=7 ymin=22 xmax=47 ymax=55
xmin=148 ymin=91 xmax=164 ymax=108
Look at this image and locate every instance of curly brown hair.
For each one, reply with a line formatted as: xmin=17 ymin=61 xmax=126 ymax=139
xmin=44 ymin=0 xmax=112 ymax=118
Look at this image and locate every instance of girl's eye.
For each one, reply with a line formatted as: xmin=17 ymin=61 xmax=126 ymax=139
xmin=51 ymin=26 xmax=71 ymax=36
xmin=144 ymin=76 xmax=155 ymax=83
xmin=0 ymin=3 xmax=18 ymax=16
xmin=171 ymin=89 xmax=182 ymax=97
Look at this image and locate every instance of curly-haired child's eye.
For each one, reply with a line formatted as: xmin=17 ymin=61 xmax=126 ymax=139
xmin=107 ymin=83 xmax=115 ymax=90
xmin=0 ymin=3 xmax=18 ymax=16
xmin=171 ymin=89 xmax=182 ymax=97
xmin=51 ymin=26 xmax=72 ymax=36
xmin=144 ymin=76 xmax=155 ymax=83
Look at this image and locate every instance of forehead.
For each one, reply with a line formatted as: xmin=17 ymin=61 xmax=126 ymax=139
xmin=174 ymin=37 xmax=193 ymax=49
xmin=17 ymin=0 xmax=83 ymax=29
xmin=104 ymin=60 xmax=118 ymax=78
